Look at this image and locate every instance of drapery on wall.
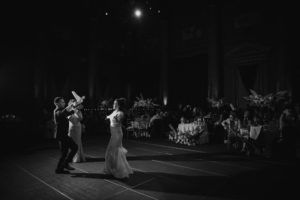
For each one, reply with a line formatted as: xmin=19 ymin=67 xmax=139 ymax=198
xmin=223 ymin=44 xmax=273 ymax=107
xmin=238 ymin=65 xmax=257 ymax=92
xmin=224 ymin=63 xmax=269 ymax=108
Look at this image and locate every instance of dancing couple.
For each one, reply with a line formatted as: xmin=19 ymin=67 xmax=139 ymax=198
xmin=53 ymin=94 xmax=133 ymax=179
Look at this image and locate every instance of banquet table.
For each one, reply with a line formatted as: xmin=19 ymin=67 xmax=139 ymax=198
xmin=127 ymin=120 xmax=151 ymax=138
xmin=171 ymin=122 xmax=209 ymax=146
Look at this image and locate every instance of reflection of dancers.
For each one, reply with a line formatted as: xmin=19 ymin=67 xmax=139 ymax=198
xmin=68 ymin=99 xmax=86 ymax=163
xmin=103 ymin=98 xmax=133 ymax=179
xmin=53 ymin=97 xmax=78 ymax=174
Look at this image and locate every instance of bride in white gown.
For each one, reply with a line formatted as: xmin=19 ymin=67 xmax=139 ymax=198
xmin=67 ymin=99 xmax=86 ymax=163
xmin=103 ymin=98 xmax=133 ymax=179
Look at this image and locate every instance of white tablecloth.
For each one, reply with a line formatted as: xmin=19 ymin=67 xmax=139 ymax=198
xmin=249 ymin=125 xmax=262 ymax=140
xmin=178 ymin=123 xmax=202 ymax=135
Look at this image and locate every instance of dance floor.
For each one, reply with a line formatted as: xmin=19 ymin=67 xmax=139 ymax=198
xmin=0 ymin=135 xmax=298 ymax=200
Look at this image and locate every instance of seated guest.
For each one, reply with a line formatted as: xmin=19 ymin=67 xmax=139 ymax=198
xmin=197 ymin=116 xmax=209 ymax=144
xmin=251 ymin=113 xmax=262 ymax=126
xmin=238 ymin=110 xmax=251 ymax=130
xmin=221 ymin=112 xmax=239 ymax=138
xmin=183 ymin=105 xmax=193 ymax=122
xmin=149 ymin=111 xmax=162 ymax=126
xmin=211 ymin=112 xmax=226 ymax=144
xmin=279 ymin=105 xmax=297 ymax=158
xmin=238 ymin=110 xmax=251 ymax=152
xmin=149 ymin=111 xmax=163 ymax=138
xmin=221 ymin=112 xmax=240 ymax=151
xmin=192 ymin=107 xmax=199 ymax=122
xmin=247 ymin=113 xmax=265 ymax=156
xmin=180 ymin=116 xmax=186 ymax=124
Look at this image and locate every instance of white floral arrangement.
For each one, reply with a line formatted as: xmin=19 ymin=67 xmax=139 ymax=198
xmin=168 ymin=132 xmax=177 ymax=142
xmin=128 ymin=94 xmax=159 ymax=138
xmin=207 ymin=98 xmax=224 ymax=108
xmin=243 ymin=89 xmax=290 ymax=108
xmin=168 ymin=123 xmax=205 ymax=146
xmin=127 ymin=117 xmax=151 ymax=138
xmin=174 ymin=131 xmax=197 ymax=146
xmin=133 ymin=94 xmax=159 ymax=109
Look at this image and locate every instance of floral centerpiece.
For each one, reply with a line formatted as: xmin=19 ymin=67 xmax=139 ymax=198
xmin=169 ymin=120 xmax=208 ymax=146
xmin=131 ymin=94 xmax=159 ymax=115
xmin=127 ymin=94 xmax=160 ymax=138
xmin=243 ymin=89 xmax=290 ymax=108
xmin=243 ymin=89 xmax=291 ymax=118
xmin=243 ymin=89 xmax=274 ymax=107
xmin=207 ymin=97 xmax=224 ymax=108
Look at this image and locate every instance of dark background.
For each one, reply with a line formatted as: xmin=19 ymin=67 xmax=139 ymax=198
xmin=0 ymin=0 xmax=299 ymax=137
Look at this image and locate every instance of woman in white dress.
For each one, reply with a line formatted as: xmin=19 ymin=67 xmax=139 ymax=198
xmin=67 ymin=99 xmax=86 ymax=163
xmin=103 ymin=98 xmax=133 ymax=179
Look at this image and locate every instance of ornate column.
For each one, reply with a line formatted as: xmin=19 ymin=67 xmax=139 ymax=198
xmin=160 ymin=19 xmax=169 ymax=106
xmin=208 ymin=2 xmax=222 ymax=99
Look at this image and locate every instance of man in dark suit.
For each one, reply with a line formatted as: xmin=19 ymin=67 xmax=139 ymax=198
xmin=53 ymin=97 xmax=78 ymax=174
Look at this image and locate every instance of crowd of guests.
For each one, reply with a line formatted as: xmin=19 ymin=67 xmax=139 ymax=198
xmin=162 ymin=100 xmax=300 ymax=159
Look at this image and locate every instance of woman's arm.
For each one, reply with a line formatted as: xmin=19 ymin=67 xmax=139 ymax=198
xmin=56 ymin=103 xmax=75 ymax=118
xmin=55 ymin=109 xmax=74 ymax=119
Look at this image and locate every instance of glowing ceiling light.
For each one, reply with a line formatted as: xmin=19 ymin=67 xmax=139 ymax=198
xmin=134 ymin=9 xmax=142 ymax=18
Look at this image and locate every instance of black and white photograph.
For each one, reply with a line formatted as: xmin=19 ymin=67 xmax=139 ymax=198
xmin=0 ymin=0 xmax=299 ymax=199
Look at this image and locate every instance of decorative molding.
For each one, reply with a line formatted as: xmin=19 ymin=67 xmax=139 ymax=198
xmin=225 ymin=43 xmax=270 ymax=65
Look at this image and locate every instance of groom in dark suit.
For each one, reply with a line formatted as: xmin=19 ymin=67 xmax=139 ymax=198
xmin=53 ymin=97 xmax=78 ymax=174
